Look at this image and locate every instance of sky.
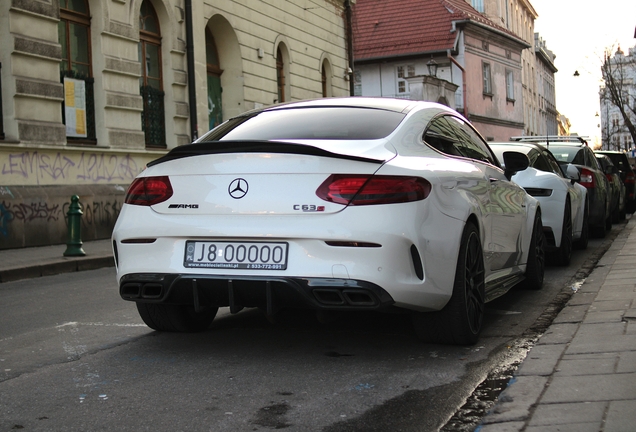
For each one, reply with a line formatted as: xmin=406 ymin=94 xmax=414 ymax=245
xmin=530 ymin=0 xmax=636 ymax=146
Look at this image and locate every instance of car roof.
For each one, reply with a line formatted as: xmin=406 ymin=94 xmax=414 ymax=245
xmin=489 ymin=142 xmax=548 ymax=153
xmin=510 ymin=135 xmax=589 ymax=146
xmin=251 ymin=97 xmax=452 ymax=116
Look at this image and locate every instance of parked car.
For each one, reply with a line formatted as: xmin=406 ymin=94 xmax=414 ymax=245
xmin=490 ymin=142 xmax=588 ymax=266
xmin=595 ymin=150 xmax=635 ymax=214
xmin=113 ymin=98 xmax=545 ymax=345
xmin=513 ymin=136 xmax=611 ymax=238
xmin=595 ymin=154 xmax=626 ymax=222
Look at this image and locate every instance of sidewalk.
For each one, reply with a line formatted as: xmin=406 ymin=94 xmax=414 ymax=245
xmin=478 ymin=217 xmax=636 ymax=431
xmin=0 ymin=239 xmax=114 ymax=283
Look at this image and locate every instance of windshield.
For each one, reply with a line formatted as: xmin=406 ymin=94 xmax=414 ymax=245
xmin=199 ymin=107 xmax=407 ymax=141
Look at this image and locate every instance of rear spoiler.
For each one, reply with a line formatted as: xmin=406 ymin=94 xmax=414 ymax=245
xmin=147 ymin=140 xmax=385 ymax=167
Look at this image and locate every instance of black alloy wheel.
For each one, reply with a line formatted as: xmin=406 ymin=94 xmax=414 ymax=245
xmin=412 ymin=222 xmax=485 ymax=345
xmin=522 ymin=212 xmax=545 ymax=290
xmin=555 ymin=200 xmax=572 ymax=266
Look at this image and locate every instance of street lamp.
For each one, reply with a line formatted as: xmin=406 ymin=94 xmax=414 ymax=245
xmin=427 ymin=57 xmax=438 ymax=77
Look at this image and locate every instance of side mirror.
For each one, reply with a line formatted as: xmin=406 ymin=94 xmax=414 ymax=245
xmin=605 ymin=164 xmax=618 ymax=175
xmin=502 ymin=151 xmax=529 ymax=180
xmin=564 ymin=163 xmax=580 ymax=183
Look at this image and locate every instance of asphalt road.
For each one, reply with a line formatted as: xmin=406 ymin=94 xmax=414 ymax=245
xmin=0 ymin=222 xmax=623 ymax=431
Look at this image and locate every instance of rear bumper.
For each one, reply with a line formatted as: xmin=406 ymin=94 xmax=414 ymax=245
xmin=119 ymin=273 xmax=396 ymax=313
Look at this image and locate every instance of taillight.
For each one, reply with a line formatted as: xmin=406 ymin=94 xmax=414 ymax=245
xmin=125 ymin=176 xmax=173 ymax=206
xmin=316 ymin=175 xmax=431 ymax=206
xmin=625 ymin=172 xmax=635 ymax=185
xmin=578 ymin=168 xmax=595 ymax=188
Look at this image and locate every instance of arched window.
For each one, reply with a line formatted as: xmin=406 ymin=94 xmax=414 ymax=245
xmin=321 ymin=59 xmax=332 ymax=98
xmin=321 ymin=64 xmax=327 ymax=97
xmin=276 ymin=47 xmax=285 ymax=103
xmin=139 ymin=0 xmax=165 ymax=148
xmin=206 ymin=28 xmax=223 ymax=129
xmin=59 ymin=0 xmax=95 ymax=143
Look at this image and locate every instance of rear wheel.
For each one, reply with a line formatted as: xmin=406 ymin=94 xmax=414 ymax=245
xmin=136 ymin=303 xmax=218 ymax=332
xmin=554 ymin=200 xmax=572 ymax=266
xmin=605 ymin=201 xmax=613 ymax=230
xmin=522 ymin=212 xmax=545 ymax=290
xmin=593 ymin=202 xmax=608 ymax=238
xmin=612 ymin=198 xmax=621 ymax=223
xmin=412 ymin=222 xmax=485 ymax=345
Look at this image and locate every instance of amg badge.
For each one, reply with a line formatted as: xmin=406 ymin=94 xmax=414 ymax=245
xmin=168 ymin=204 xmax=199 ymax=208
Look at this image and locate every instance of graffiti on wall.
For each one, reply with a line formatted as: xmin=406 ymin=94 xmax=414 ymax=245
xmin=0 ymin=197 xmax=122 ymax=239
xmin=1 ymin=150 xmax=145 ymax=185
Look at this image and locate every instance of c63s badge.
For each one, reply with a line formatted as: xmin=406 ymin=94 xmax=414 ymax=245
xmin=293 ymin=204 xmax=325 ymax=212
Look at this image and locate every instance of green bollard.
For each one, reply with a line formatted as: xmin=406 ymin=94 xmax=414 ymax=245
xmin=64 ymin=195 xmax=86 ymax=257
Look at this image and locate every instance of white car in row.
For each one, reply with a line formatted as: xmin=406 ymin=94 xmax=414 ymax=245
xmin=112 ymin=98 xmax=545 ymax=345
xmin=490 ymin=142 xmax=588 ymax=266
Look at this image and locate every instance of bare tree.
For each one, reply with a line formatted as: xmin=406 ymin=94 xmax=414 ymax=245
xmin=600 ymin=46 xmax=636 ymax=151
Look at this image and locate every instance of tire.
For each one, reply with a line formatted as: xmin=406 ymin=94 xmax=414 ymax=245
xmin=522 ymin=212 xmax=545 ymax=290
xmin=593 ymin=203 xmax=608 ymax=238
xmin=136 ymin=303 xmax=218 ymax=332
xmin=574 ymin=199 xmax=589 ymax=250
xmin=554 ymin=200 xmax=572 ymax=266
xmin=612 ymin=199 xmax=620 ymax=223
xmin=412 ymin=222 xmax=485 ymax=345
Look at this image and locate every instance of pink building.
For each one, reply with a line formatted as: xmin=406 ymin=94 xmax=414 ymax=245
xmin=353 ymin=0 xmax=530 ymax=141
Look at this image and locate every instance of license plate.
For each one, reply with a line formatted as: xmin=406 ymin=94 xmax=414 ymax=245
xmin=184 ymin=241 xmax=288 ymax=270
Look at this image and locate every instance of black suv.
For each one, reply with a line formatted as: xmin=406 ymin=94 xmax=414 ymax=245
xmin=595 ymin=150 xmax=636 ymax=214
xmin=513 ymin=136 xmax=612 ymax=237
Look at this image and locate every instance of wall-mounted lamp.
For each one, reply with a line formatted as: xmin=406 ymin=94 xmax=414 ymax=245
xmin=257 ymin=48 xmax=264 ymax=59
xmin=344 ymin=67 xmax=352 ymax=81
xmin=427 ymin=57 xmax=438 ymax=77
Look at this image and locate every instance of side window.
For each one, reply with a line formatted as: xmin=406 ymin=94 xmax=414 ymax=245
xmin=531 ymin=150 xmax=552 ymax=173
xmin=571 ymin=149 xmax=585 ymax=165
xmin=423 ymin=116 xmax=463 ymax=157
xmin=448 ymin=116 xmax=497 ymax=165
xmin=586 ymin=148 xmax=601 ymax=170
xmin=543 ymin=150 xmax=564 ymax=176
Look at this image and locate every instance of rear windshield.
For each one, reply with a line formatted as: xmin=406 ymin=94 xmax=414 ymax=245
xmin=200 ymin=107 xmax=406 ymax=141
xmin=550 ymin=146 xmax=584 ymax=164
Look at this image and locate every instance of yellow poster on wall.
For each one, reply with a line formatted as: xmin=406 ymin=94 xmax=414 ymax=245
xmin=63 ymin=77 xmax=87 ymax=138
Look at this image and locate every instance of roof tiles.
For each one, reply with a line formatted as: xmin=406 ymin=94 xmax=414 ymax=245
xmin=354 ymin=0 xmax=524 ymax=61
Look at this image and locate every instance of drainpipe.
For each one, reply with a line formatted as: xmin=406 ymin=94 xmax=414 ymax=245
xmin=345 ymin=0 xmax=354 ymax=96
xmin=447 ymin=50 xmax=467 ymax=119
xmin=185 ymin=0 xmax=198 ymax=141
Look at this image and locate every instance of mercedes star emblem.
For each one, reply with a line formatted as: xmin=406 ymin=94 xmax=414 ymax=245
xmin=228 ymin=178 xmax=248 ymax=199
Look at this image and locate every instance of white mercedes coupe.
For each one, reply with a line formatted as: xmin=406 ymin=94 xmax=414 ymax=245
xmin=112 ymin=98 xmax=545 ymax=345
xmin=490 ymin=142 xmax=588 ymax=266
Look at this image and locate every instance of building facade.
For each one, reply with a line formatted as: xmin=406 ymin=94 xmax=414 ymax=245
xmin=534 ymin=33 xmax=558 ymax=135
xmin=0 ymin=0 xmax=353 ymax=249
xmin=354 ymin=0 xmax=529 ymax=141
xmin=599 ymin=45 xmax=636 ymax=152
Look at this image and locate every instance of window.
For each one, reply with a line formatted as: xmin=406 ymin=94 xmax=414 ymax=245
xmin=482 ymin=62 xmax=492 ymax=95
xmin=506 ymin=69 xmax=515 ymax=100
xmin=202 ymin=107 xmax=406 ymax=141
xmin=276 ymin=47 xmax=285 ymax=102
xmin=321 ymin=59 xmax=332 ymax=98
xmin=471 ymin=0 xmax=485 ymax=12
xmin=353 ymin=70 xmax=362 ymax=96
xmin=397 ymin=65 xmax=415 ymax=95
xmin=139 ymin=0 xmax=165 ymax=148
xmin=449 ymin=117 xmax=497 ymax=165
xmin=206 ymin=28 xmax=223 ymax=129
xmin=58 ymin=0 xmax=96 ymax=143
